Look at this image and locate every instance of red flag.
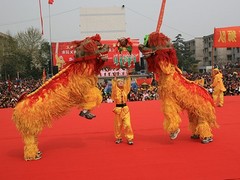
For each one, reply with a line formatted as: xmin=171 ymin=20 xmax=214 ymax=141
xmin=39 ymin=0 xmax=44 ymax=35
xmin=48 ymin=0 xmax=54 ymax=4
xmin=213 ymin=26 xmax=240 ymax=48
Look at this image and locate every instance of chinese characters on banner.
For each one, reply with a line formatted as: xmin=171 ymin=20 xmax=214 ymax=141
xmin=51 ymin=39 xmax=140 ymax=70
xmin=51 ymin=42 xmax=75 ymax=70
xmin=214 ymin=26 xmax=240 ymax=48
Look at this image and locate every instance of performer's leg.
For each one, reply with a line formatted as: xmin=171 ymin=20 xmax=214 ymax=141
xmin=23 ymin=134 xmax=41 ymax=161
xmin=162 ymin=99 xmax=181 ymax=139
xmin=188 ymin=112 xmax=200 ymax=139
xmin=218 ymin=91 xmax=224 ymax=107
xmin=114 ymin=113 xmax=123 ymax=144
xmin=122 ymin=111 xmax=134 ymax=145
xmin=212 ymin=90 xmax=219 ymax=106
xmin=195 ymin=120 xmax=213 ymax=144
xmin=79 ymin=87 xmax=102 ymax=119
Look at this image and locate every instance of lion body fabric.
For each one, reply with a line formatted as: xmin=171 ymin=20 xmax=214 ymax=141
xmin=13 ymin=35 xmax=108 ymax=160
xmin=143 ymin=32 xmax=218 ymax=141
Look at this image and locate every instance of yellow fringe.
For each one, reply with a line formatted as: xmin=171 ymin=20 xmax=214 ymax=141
xmin=13 ymin=62 xmax=102 ymax=136
xmin=158 ymin=69 xmax=218 ymax=134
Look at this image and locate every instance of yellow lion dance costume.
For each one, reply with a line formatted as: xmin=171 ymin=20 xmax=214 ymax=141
xmin=13 ymin=34 xmax=109 ymax=161
xmin=139 ymin=32 xmax=218 ymax=144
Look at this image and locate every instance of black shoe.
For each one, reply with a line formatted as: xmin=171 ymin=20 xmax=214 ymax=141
xmin=115 ymin=139 xmax=122 ymax=144
xmin=127 ymin=140 xmax=134 ymax=145
xmin=79 ymin=111 xmax=96 ymax=119
xmin=201 ymin=137 xmax=213 ymax=144
xmin=191 ymin=134 xmax=200 ymax=139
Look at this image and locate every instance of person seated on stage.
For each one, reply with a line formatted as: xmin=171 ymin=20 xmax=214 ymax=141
xmin=111 ymin=72 xmax=134 ymax=145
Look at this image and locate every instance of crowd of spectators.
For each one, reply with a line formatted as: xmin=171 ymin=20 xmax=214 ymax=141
xmin=98 ymin=81 xmax=159 ymax=103
xmin=0 ymin=78 xmax=41 ymax=108
xmin=1 ymin=67 xmax=240 ymax=108
xmin=187 ymin=69 xmax=240 ymax=96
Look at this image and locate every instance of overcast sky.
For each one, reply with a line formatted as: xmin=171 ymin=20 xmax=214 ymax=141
xmin=0 ymin=0 xmax=239 ymax=43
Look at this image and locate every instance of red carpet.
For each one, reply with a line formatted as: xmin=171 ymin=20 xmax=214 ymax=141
xmin=1 ymin=96 xmax=240 ymax=180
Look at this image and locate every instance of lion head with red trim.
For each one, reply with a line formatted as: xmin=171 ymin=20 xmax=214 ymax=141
xmin=72 ymin=34 xmax=109 ymax=61
xmin=71 ymin=34 xmax=109 ymax=73
xmin=138 ymin=32 xmax=178 ymax=73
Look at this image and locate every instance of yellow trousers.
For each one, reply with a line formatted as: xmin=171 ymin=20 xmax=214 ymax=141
xmin=212 ymin=89 xmax=224 ymax=107
xmin=188 ymin=113 xmax=213 ymax=139
xmin=162 ymin=98 xmax=181 ymax=133
xmin=162 ymin=98 xmax=214 ymax=139
xmin=78 ymin=86 xmax=102 ymax=110
xmin=113 ymin=106 xmax=134 ymax=141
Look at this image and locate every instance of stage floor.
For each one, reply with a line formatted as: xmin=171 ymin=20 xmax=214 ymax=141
xmin=1 ymin=96 xmax=240 ymax=180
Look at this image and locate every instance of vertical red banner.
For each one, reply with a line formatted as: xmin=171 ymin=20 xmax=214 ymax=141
xmin=214 ymin=26 xmax=240 ymax=48
xmin=38 ymin=0 xmax=44 ymax=35
xmin=156 ymin=0 xmax=167 ymax=32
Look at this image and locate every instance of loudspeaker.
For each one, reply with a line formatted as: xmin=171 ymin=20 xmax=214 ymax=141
xmin=135 ymin=62 xmax=141 ymax=71
xmin=53 ymin=66 xmax=59 ymax=75
xmin=140 ymin=57 xmax=145 ymax=69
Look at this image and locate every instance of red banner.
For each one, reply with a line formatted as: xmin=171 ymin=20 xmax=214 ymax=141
xmin=213 ymin=26 xmax=240 ymax=48
xmin=51 ymin=39 xmax=140 ymax=70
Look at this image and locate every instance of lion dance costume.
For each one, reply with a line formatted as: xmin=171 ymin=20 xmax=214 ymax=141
xmin=211 ymin=68 xmax=226 ymax=107
xmin=139 ymin=32 xmax=218 ymax=144
xmin=111 ymin=76 xmax=134 ymax=145
xmin=13 ymin=34 xmax=109 ymax=160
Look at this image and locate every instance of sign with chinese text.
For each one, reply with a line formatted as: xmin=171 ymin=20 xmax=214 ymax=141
xmin=213 ymin=26 xmax=240 ymax=48
xmin=51 ymin=39 xmax=140 ymax=70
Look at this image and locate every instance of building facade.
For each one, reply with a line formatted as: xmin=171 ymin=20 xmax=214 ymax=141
xmin=185 ymin=34 xmax=240 ymax=72
xmin=185 ymin=37 xmax=204 ymax=68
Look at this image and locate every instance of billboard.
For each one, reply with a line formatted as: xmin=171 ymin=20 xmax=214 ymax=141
xmin=51 ymin=39 xmax=140 ymax=70
xmin=80 ymin=7 xmax=126 ymax=40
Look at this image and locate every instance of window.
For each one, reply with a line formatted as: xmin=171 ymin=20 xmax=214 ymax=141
xmin=227 ymin=55 xmax=232 ymax=61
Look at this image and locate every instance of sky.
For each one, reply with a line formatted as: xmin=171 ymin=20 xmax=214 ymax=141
xmin=0 ymin=0 xmax=239 ymax=43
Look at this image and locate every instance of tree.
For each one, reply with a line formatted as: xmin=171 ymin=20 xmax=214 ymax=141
xmin=0 ymin=28 xmax=50 ymax=80
xmin=15 ymin=27 xmax=50 ymax=79
xmin=0 ymin=33 xmax=19 ymax=80
xmin=172 ymin=34 xmax=199 ymax=73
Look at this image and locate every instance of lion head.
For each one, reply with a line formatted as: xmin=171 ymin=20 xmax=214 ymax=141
xmin=71 ymin=34 xmax=109 ymax=73
xmin=138 ymin=32 xmax=178 ymax=73
xmin=73 ymin=34 xmax=109 ymax=61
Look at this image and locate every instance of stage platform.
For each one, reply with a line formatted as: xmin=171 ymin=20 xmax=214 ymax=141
xmin=0 ymin=96 xmax=240 ymax=180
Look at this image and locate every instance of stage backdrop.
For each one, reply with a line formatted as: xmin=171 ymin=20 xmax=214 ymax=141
xmin=51 ymin=39 xmax=140 ymax=70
